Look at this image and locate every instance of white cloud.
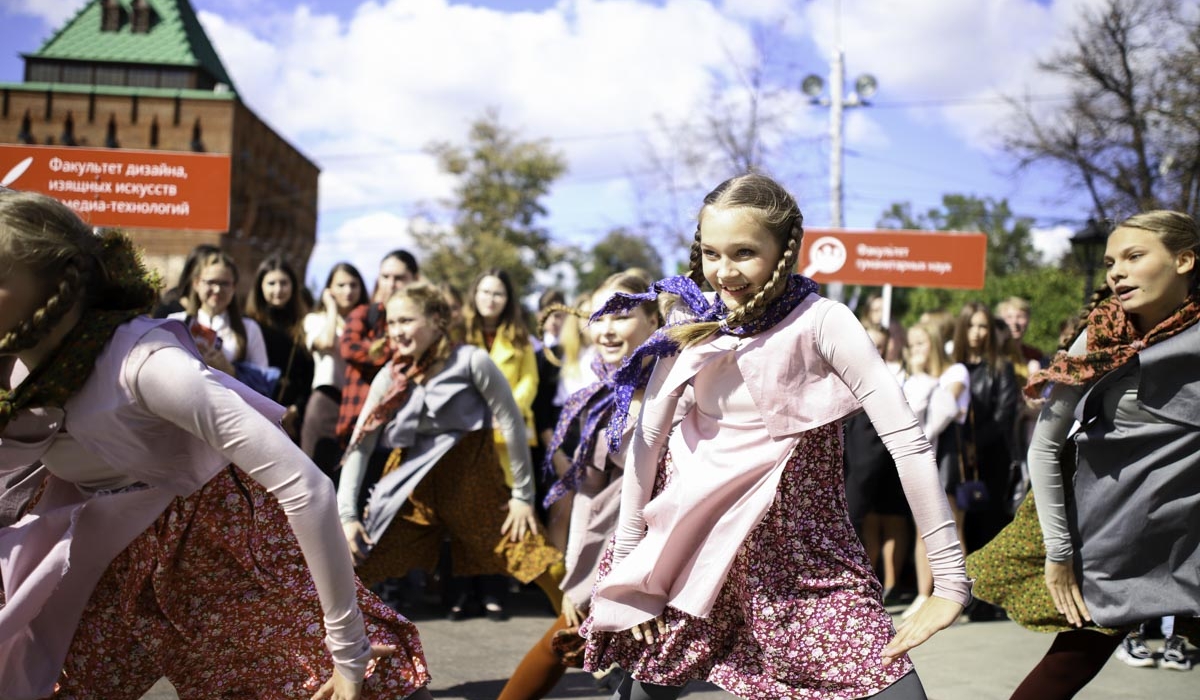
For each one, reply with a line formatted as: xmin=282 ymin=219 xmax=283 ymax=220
xmin=1031 ymin=223 xmax=1073 ymax=264
xmin=800 ymin=0 xmax=1108 ymax=152
xmin=304 ymin=210 xmax=422 ymax=292
xmin=8 ymin=0 xmax=83 ymax=27
xmin=183 ymin=0 xmax=1113 ymax=286
xmin=197 ymin=0 xmax=764 ymax=284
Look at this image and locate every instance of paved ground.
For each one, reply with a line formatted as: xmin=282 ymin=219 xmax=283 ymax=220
xmin=139 ymin=588 xmax=1195 ymax=699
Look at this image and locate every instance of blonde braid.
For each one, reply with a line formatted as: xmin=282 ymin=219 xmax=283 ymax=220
xmin=725 ymin=214 xmax=802 ymax=329
xmin=0 ymin=261 xmax=86 ymax=353
xmin=538 ymin=302 xmax=586 ymax=337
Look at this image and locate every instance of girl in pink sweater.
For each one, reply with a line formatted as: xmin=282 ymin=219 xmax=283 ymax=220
xmin=581 ymin=174 xmax=972 ymax=700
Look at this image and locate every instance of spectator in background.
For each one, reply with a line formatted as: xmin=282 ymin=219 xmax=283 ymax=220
xmin=996 ymin=296 xmax=1045 ymax=376
xmin=951 ymin=301 xmax=1019 ymax=602
xmin=533 ymin=289 xmax=569 ymax=549
xmin=843 ymin=325 xmax=912 ymax=606
xmin=336 ymin=250 xmax=420 ymax=450
xmin=902 ymin=322 xmax=968 ymax=620
xmin=168 ymin=250 xmax=268 ymax=378
xmin=246 ymin=254 xmax=315 ymax=441
xmin=151 ymin=242 xmax=219 ymax=318
xmin=460 ymin=268 xmax=546 ymax=621
xmin=555 ymin=290 xmax=600 ymax=400
xmin=302 ymin=262 xmax=368 ymax=476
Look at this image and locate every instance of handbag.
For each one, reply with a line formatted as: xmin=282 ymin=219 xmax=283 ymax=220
xmin=955 ymin=405 xmax=990 ymax=512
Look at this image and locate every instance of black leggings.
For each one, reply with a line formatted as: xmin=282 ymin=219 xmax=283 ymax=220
xmin=610 ymin=669 xmax=928 ymax=700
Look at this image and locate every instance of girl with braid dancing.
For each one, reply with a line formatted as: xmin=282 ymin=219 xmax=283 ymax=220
xmin=580 ymin=174 xmax=971 ymax=700
xmin=0 ymin=191 xmax=430 ymax=700
xmin=498 ymin=270 xmax=664 ymax=700
xmin=967 ymin=210 xmax=1200 ymax=699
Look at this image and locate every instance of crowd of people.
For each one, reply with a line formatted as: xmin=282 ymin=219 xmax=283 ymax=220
xmin=0 ymin=177 xmax=1196 ymax=700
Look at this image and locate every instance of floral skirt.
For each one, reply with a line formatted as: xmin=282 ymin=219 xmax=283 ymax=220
xmin=583 ymin=423 xmax=911 ymax=699
xmin=55 ymin=467 xmax=430 ymax=700
xmin=357 ymin=428 xmax=561 ymax=587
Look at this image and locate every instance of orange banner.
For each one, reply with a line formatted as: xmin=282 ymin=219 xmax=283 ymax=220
xmin=798 ymin=228 xmax=988 ymax=289
xmin=0 ymin=144 xmax=231 ymax=231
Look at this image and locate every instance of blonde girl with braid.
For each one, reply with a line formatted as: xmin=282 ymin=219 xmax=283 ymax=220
xmin=0 ymin=191 xmax=430 ymax=699
xmin=579 ymin=174 xmax=971 ymax=700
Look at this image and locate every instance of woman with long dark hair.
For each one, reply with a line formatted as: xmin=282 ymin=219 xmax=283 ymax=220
xmin=302 ymin=262 xmax=369 ymax=474
xmin=246 ymin=253 xmax=315 ymax=441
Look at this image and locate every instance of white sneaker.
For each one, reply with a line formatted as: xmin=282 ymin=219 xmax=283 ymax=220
xmin=1115 ymin=633 xmax=1156 ymax=668
xmin=1160 ymin=635 xmax=1193 ymax=671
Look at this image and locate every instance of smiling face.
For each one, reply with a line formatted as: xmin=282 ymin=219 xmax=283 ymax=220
xmin=474 ymin=275 xmax=509 ymax=324
xmin=1105 ymin=225 xmax=1195 ymax=332
xmin=196 ymin=261 xmax=236 ymax=317
xmin=1001 ymin=306 xmax=1029 ymax=341
xmin=588 ymin=289 xmax=659 ymax=366
xmin=386 ymin=297 xmax=442 ymax=359
xmin=699 ymin=207 xmax=783 ymax=311
xmin=261 ymin=269 xmax=293 ymax=309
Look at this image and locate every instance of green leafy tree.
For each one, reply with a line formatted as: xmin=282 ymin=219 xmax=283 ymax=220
xmin=576 ymin=228 xmax=664 ymax=292
xmin=878 ymin=195 xmax=1041 ymax=278
xmin=876 ymin=196 xmax=1086 ymax=354
xmin=414 ymin=109 xmax=568 ymax=293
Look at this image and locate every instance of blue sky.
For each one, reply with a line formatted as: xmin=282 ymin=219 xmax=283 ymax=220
xmin=0 ymin=0 xmax=1099 ymax=291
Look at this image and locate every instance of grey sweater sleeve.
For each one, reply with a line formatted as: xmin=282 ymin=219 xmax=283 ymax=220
xmin=1027 ymin=332 xmax=1089 ymax=562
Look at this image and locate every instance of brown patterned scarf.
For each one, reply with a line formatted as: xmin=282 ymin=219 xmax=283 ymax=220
xmin=0 ymin=232 xmax=160 ymax=433
xmin=343 ymin=345 xmax=445 ymax=454
xmin=1026 ymin=291 xmax=1200 ymax=398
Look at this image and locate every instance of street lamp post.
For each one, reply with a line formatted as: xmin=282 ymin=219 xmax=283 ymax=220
xmin=802 ymin=53 xmax=877 ymax=307
xmin=1069 ymin=217 xmax=1112 ymax=305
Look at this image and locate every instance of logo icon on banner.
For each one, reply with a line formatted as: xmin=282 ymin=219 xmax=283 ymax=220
xmin=803 ymin=235 xmax=847 ymax=277
xmin=1 ymin=157 xmax=33 ymax=188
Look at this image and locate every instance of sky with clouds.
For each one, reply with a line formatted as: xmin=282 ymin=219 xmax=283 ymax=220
xmin=0 ymin=0 xmax=1103 ymax=291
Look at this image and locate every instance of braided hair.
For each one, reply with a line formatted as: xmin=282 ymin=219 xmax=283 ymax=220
xmin=0 ymin=192 xmax=106 ymax=353
xmin=669 ymin=173 xmax=805 ymax=347
xmin=383 ymin=282 xmax=456 ymax=365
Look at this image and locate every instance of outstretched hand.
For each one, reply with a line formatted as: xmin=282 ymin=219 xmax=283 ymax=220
xmin=310 ymin=645 xmax=395 ymax=700
xmin=1044 ymin=558 xmax=1091 ymax=628
xmin=882 ymin=596 xmax=962 ymax=666
xmin=501 ymin=498 xmax=540 ymax=542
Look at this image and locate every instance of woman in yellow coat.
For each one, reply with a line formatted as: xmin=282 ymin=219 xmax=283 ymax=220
xmin=459 ymin=268 xmax=550 ymax=620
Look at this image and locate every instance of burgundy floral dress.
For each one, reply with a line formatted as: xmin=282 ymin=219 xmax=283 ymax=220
xmin=583 ymin=421 xmax=911 ymax=699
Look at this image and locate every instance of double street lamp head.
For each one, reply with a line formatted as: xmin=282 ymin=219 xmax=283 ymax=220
xmin=801 ymin=72 xmax=878 ymax=106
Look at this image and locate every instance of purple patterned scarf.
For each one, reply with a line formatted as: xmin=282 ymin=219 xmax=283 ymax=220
xmin=589 ymin=273 xmax=819 ymax=453
xmin=542 ymin=353 xmax=654 ymax=508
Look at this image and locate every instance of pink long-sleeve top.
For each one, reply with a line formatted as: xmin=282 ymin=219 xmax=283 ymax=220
xmin=589 ymin=296 xmax=971 ymax=632
xmin=0 ymin=318 xmax=370 ymax=699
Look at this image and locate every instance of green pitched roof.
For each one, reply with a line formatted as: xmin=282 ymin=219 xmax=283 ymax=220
xmin=26 ymin=0 xmax=236 ymax=92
